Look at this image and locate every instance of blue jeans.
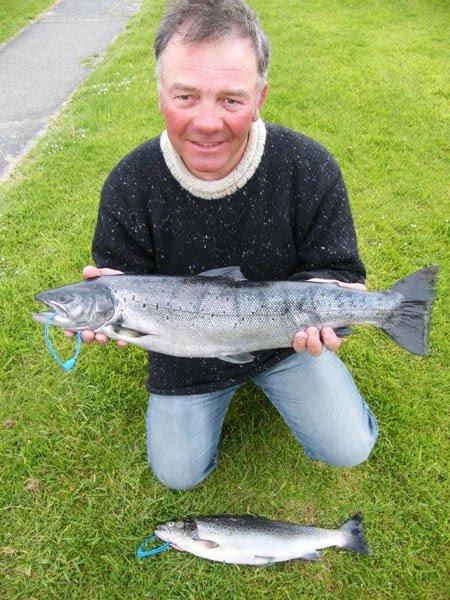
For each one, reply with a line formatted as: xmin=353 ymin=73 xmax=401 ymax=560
xmin=146 ymin=351 xmax=378 ymax=490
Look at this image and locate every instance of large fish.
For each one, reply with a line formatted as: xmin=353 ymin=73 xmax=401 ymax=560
xmin=32 ymin=266 xmax=438 ymax=362
xmin=153 ymin=513 xmax=371 ymax=565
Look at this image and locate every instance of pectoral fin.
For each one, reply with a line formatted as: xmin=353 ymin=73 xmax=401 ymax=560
xmin=101 ymin=325 xmax=157 ymax=349
xmin=108 ymin=325 xmax=147 ymax=338
xmin=300 ymin=551 xmax=322 ymax=561
xmin=194 ymin=539 xmax=220 ymax=549
xmin=253 ymin=555 xmax=276 ymax=565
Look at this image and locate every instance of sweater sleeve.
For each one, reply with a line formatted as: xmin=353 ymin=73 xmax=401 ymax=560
xmin=292 ymin=155 xmax=366 ymax=285
xmin=92 ymin=152 xmax=156 ymax=275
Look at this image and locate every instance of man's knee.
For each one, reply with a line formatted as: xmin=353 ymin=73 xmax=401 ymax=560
xmin=148 ymin=458 xmax=215 ymax=491
xmin=309 ymin=428 xmax=378 ymax=468
xmin=325 ymin=442 xmax=376 ymax=468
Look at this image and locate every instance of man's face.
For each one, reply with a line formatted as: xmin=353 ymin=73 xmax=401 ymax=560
xmin=158 ymin=35 xmax=268 ymax=181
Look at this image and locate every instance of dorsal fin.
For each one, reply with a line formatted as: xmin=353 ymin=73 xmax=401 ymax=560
xmin=198 ymin=266 xmax=247 ymax=281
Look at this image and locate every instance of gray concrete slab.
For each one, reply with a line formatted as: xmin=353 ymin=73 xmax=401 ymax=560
xmin=0 ymin=0 xmax=143 ymax=181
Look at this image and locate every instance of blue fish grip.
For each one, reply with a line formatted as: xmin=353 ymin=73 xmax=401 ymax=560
xmin=44 ymin=314 xmax=82 ymax=372
xmin=137 ymin=534 xmax=171 ymax=558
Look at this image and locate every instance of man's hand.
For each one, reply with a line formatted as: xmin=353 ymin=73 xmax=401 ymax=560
xmin=293 ymin=279 xmax=367 ymax=356
xmin=64 ymin=266 xmax=126 ymax=346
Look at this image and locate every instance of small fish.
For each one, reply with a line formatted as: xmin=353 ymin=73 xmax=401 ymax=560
xmin=154 ymin=513 xmax=372 ymax=565
xmin=32 ymin=266 xmax=438 ymax=362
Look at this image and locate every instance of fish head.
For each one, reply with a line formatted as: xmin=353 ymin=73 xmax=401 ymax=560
xmin=32 ymin=280 xmax=116 ymax=330
xmin=155 ymin=520 xmax=199 ymax=550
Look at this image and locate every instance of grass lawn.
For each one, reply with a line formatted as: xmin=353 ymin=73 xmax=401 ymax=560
xmin=0 ymin=0 xmax=57 ymax=45
xmin=0 ymin=0 xmax=449 ymax=598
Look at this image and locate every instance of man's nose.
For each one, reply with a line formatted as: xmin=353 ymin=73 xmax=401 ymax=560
xmin=192 ymin=101 xmax=222 ymax=132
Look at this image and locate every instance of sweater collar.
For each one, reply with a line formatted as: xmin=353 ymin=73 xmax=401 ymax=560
xmin=160 ymin=119 xmax=266 ymax=200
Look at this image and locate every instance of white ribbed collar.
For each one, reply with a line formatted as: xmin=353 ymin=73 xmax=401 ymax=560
xmin=160 ymin=119 xmax=266 ymax=200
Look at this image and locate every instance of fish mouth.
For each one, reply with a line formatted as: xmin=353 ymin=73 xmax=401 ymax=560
xmin=32 ymin=296 xmax=73 ymax=327
xmin=154 ymin=525 xmax=170 ymax=540
xmin=155 ymin=524 xmax=181 ymax=546
xmin=31 ymin=310 xmax=73 ymax=328
xmin=155 ymin=526 xmax=184 ymax=550
xmin=35 ymin=292 xmax=73 ymax=317
xmin=35 ymin=293 xmax=66 ymax=313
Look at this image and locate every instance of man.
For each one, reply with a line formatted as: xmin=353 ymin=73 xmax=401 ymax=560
xmin=75 ymin=0 xmax=378 ymax=490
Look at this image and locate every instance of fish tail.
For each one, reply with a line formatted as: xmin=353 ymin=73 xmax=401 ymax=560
xmin=381 ymin=267 xmax=438 ymax=356
xmin=339 ymin=513 xmax=372 ymax=555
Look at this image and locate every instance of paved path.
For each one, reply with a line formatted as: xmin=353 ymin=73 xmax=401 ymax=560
xmin=0 ymin=0 xmax=143 ymax=181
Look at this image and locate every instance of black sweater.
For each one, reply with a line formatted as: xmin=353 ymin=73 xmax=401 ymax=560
xmin=92 ymin=122 xmax=365 ymax=394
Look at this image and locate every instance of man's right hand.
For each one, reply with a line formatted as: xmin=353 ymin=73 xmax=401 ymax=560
xmin=64 ymin=266 xmax=126 ymax=346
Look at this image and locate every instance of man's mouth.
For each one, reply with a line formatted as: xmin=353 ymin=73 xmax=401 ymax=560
xmin=190 ymin=140 xmax=225 ymax=148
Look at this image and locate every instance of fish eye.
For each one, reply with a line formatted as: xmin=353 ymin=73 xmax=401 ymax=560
xmin=55 ymin=292 xmax=73 ymax=304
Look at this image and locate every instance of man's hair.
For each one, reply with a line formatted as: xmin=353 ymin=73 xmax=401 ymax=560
xmin=154 ymin=0 xmax=270 ymax=88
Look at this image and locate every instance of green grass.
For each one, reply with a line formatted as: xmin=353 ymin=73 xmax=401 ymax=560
xmin=1 ymin=0 xmax=449 ymax=598
xmin=0 ymin=0 xmax=57 ymax=45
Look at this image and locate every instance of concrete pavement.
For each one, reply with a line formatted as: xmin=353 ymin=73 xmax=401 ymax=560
xmin=0 ymin=0 xmax=143 ymax=181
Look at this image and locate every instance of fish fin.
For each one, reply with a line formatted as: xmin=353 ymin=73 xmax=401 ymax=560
xmin=194 ymin=539 xmax=220 ymax=549
xmin=198 ymin=266 xmax=248 ymax=281
xmin=253 ymin=556 xmax=276 ymax=565
xmin=333 ymin=327 xmax=354 ymax=338
xmin=299 ymin=551 xmax=322 ymax=561
xmin=339 ymin=513 xmax=372 ymax=556
xmin=381 ymin=267 xmax=438 ymax=355
xmin=111 ymin=326 xmax=147 ymax=338
xmin=218 ymin=352 xmax=255 ymax=364
xmin=101 ymin=326 xmax=158 ymax=350
xmin=102 ymin=325 xmax=148 ymax=339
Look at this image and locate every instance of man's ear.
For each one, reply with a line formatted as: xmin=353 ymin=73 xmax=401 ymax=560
xmin=253 ymin=84 xmax=269 ymax=121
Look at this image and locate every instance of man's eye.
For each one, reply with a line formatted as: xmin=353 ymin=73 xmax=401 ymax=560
xmin=225 ymin=98 xmax=240 ymax=105
xmin=177 ymin=95 xmax=191 ymax=101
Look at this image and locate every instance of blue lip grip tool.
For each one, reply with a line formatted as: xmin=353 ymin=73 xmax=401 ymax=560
xmin=137 ymin=534 xmax=171 ymax=558
xmin=44 ymin=314 xmax=82 ymax=372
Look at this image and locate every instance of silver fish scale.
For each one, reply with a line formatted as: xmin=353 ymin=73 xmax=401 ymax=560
xmin=99 ymin=275 xmax=401 ymax=357
xmin=193 ymin=515 xmax=324 ymax=539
